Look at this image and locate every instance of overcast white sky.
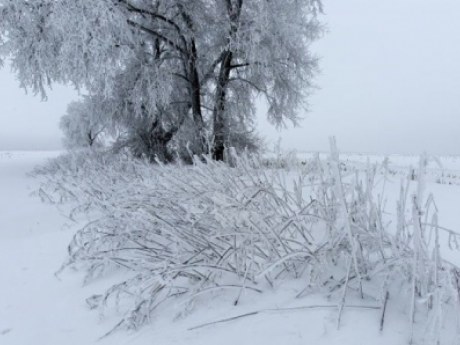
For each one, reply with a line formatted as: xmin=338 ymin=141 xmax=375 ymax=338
xmin=1 ymin=0 xmax=460 ymax=154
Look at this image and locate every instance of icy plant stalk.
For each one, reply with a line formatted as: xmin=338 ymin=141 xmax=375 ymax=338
xmin=329 ymin=137 xmax=363 ymax=296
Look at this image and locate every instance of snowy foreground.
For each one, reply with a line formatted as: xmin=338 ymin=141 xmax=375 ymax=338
xmin=2 ymin=151 xmax=460 ymax=345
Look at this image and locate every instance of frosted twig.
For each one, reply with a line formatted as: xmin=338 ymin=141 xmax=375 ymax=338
xmin=189 ymin=304 xmax=381 ymax=331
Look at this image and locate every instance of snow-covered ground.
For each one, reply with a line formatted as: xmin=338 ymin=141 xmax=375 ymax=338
xmin=0 ymin=151 xmax=102 ymax=345
xmin=2 ymin=151 xmax=460 ymax=345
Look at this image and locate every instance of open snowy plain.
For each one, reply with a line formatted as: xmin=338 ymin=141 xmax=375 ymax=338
xmin=2 ymin=151 xmax=460 ymax=345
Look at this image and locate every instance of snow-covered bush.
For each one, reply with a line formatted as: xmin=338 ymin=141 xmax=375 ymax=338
xmin=33 ymin=146 xmax=460 ymax=344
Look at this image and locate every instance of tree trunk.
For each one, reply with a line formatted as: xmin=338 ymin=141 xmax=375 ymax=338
xmin=178 ymin=2 xmax=207 ymax=156
xmin=188 ymin=40 xmax=207 ymax=154
xmin=149 ymin=127 xmax=174 ymax=163
xmin=212 ymin=50 xmax=233 ymax=161
xmin=211 ymin=0 xmax=242 ymax=161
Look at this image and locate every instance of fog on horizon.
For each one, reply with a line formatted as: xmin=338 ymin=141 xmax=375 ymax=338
xmin=1 ymin=0 xmax=459 ymax=155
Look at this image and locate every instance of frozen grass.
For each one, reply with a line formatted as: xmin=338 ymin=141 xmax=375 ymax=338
xmin=30 ymin=146 xmax=460 ymax=344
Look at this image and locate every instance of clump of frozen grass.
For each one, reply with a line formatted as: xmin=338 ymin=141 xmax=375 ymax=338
xmin=33 ymin=146 xmax=460 ymax=343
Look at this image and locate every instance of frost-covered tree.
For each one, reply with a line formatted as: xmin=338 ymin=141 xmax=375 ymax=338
xmin=0 ymin=1 xmax=202 ymax=154
xmin=60 ymin=97 xmax=109 ymax=149
xmin=92 ymin=49 xmax=192 ymax=162
xmin=203 ymin=0 xmax=323 ymax=159
xmin=0 ymin=0 xmax=323 ymax=161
